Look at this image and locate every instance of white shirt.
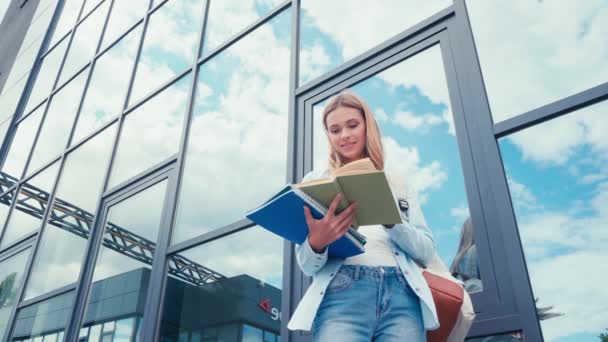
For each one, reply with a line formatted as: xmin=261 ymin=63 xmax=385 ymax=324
xmin=343 ymin=225 xmax=398 ymax=266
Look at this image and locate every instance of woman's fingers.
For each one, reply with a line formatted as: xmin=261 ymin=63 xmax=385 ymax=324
xmin=334 ymin=201 xmax=357 ymax=222
xmin=333 ymin=208 xmax=356 ymax=231
xmin=303 ymin=206 xmax=313 ymax=227
xmin=326 ymin=193 xmax=342 ymax=218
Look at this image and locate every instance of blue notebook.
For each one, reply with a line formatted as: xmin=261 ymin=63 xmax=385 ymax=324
xmin=246 ymin=184 xmax=366 ymax=258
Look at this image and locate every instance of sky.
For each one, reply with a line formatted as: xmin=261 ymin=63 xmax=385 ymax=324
xmin=0 ymin=1 xmax=606 ymax=340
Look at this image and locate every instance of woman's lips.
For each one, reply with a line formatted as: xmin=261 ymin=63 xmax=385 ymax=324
xmin=341 ymin=142 xmax=356 ymax=150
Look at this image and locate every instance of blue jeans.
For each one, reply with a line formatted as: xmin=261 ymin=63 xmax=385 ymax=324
xmin=312 ymin=265 xmax=426 ymax=342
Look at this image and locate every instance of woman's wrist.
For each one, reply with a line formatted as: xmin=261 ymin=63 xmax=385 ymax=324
xmin=308 ymin=236 xmax=327 ymax=254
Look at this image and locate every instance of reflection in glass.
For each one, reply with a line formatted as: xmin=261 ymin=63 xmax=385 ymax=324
xmin=299 ymin=0 xmax=451 ymax=85
xmin=159 ymin=227 xmax=283 ymax=341
xmin=113 ymin=318 xmax=135 ymax=342
xmin=0 ymin=248 xmax=31 ymax=339
xmin=23 ymin=39 xmax=69 ymax=115
xmin=72 ymin=25 xmax=142 ymax=145
xmin=500 ymin=101 xmax=607 ymax=341
xmin=312 ymin=45 xmax=482 ymax=292
xmin=0 ymin=162 xmax=60 ymax=249
xmin=129 ymin=0 xmax=205 ymax=105
xmin=57 ymin=1 xmax=109 ymax=86
xmin=201 ymin=0 xmax=284 ymax=56
xmin=2 ymin=106 xmax=45 ymax=183
xmin=81 ymin=0 xmax=104 ymax=18
xmin=466 ymin=0 xmax=608 ymax=122
xmin=80 ymin=180 xmax=168 ymax=334
xmin=4 ymin=0 xmax=58 ymax=96
xmin=10 ymin=291 xmax=74 ymax=341
xmin=49 ymin=0 xmax=84 ymax=47
xmin=24 ymin=125 xmax=117 ymax=300
xmin=173 ymin=8 xmax=291 ymax=243
xmin=109 ymin=74 xmax=191 ymax=188
xmin=467 ymin=332 xmax=524 ymax=341
xmin=100 ymin=0 xmax=149 ymax=50
xmin=0 ymin=191 xmax=16 ymax=240
xmin=0 ymin=76 xmax=28 ymax=123
xmin=27 ymin=68 xmax=89 ymax=176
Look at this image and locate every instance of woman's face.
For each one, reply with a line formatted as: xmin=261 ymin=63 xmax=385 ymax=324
xmin=325 ymin=106 xmax=367 ymax=164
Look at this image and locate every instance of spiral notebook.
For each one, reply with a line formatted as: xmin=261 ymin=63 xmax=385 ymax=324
xmin=246 ymin=184 xmax=366 ymax=258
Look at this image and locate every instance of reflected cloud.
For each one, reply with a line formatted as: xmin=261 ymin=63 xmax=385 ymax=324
xmin=299 ymin=0 xmax=451 ymax=84
xmin=73 ymin=25 xmax=142 ymax=145
xmin=172 ymin=8 xmax=291 ymax=244
xmin=501 ymin=103 xmax=608 ymax=341
xmin=129 ymin=0 xmax=205 ymax=104
xmin=466 ymin=0 xmax=608 ymax=122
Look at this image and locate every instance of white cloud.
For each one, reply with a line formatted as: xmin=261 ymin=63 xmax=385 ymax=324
xmin=508 ymin=173 xmax=608 ymax=341
xmin=173 ymin=9 xmax=291 ymax=254
xmin=299 ymin=41 xmax=332 ymax=83
xmin=392 ymin=110 xmax=444 ymax=132
xmin=301 ymin=0 xmax=450 ymax=75
xmin=383 ymin=136 xmax=448 ymax=204
xmin=467 ymin=0 xmax=608 ymax=123
xmin=374 ymin=107 xmax=389 ymax=123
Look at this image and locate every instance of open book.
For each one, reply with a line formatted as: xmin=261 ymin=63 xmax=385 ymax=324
xmin=295 ymin=158 xmax=402 ymax=228
xmin=246 ymin=184 xmax=366 ymax=258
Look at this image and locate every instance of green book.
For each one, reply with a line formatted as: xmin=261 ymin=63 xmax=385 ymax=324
xmin=295 ymin=158 xmax=402 ymax=228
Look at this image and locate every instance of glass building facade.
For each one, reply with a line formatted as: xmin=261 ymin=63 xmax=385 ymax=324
xmin=0 ymin=0 xmax=606 ymax=341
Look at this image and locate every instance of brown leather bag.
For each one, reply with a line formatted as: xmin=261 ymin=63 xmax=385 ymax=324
xmin=423 ymin=270 xmax=465 ymax=342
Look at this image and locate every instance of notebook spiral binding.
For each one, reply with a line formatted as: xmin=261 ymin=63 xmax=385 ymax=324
xmin=293 ymin=186 xmax=367 ymax=248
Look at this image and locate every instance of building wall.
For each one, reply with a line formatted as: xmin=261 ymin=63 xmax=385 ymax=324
xmin=0 ymin=1 xmax=606 ymax=342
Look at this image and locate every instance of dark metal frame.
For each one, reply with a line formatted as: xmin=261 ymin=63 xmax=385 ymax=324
xmin=1 ymin=0 xmax=607 ymax=341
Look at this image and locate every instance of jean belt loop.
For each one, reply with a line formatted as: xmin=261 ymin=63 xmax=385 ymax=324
xmin=354 ymin=265 xmax=360 ymax=281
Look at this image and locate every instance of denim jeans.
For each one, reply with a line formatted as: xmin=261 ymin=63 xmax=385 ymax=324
xmin=312 ymin=265 xmax=426 ymax=342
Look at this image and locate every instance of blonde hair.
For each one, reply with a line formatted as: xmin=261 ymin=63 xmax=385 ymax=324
xmin=322 ymin=91 xmax=384 ymax=171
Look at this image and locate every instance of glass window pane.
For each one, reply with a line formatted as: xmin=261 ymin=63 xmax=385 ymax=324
xmin=72 ymin=25 xmax=142 ymax=145
xmin=299 ymin=0 xmax=451 ymax=85
xmin=201 ymin=0 xmax=284 ymax=56
xmin=312 ymin=45 xmax=482 ymax=292
xmin=6 ymin=0 xmax=58 ymax=89
xmin=0 ymin=191 xmax=16 ymax=239
xmin=0 ymin=76 xmax=28 ymax=122
xmin=27 ymin=68 xmax=89 ymax=176
xmin=172 ymin=8 xmax=291 ymax=243
xmin=100 ymin=0 xmax=149 ymax=50
xmin=81 ymin=180 xmax=168 ymax=332
xmin=466 ymin=0 xmax=608 ymax=123
xmin=23 ymin=39 xmax=70 ymax=116
xmin=129 ymin=0 xmax=205 ymax=105
xmin=102 ymin=321 xmax=115 ymax=333
xmin=19 ymin=1 xmax=57 ymax=58
xmin=113 ymin=318 xmax=135 ymax=342
xmin=57 ymin=1 xmax=109 ymax=86
xmin=10 ymin=291 xmax=75 ymax=341
xmin=24 ymin=125 xmax=117 ymax=300
xmin=466 ymin=332 xmax=524 ymax=341
xmin=2 ymin=106 xmax=46 ymax=183
xmin=0 ymin=248 xmax=32 ymax=339
xmin=50 ymin=0 xmax=85 ymax=47
xmin=88 ymin=324 xmax=102 ymax=342
xmin=159 ymin=227 xmax=283 ymax=341
xmin=500 ymin=101 xmax=607 ymax=341
xmin=109 ymin=73 xmax=190 ymax=188
xmin=0 ymin=162 xmax=60 ymax=249
xmin=82 ymin=0 xmax=104 ymax=18
xmin=242 ymin=324 xmax=263 ymax=342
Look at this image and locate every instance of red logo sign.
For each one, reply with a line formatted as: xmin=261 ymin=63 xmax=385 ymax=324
xmin=259 ymin=299 xmax=271 ymax=313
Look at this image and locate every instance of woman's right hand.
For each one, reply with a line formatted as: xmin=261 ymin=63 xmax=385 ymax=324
xmin=303 ymin=193 xmax=358 ymax=253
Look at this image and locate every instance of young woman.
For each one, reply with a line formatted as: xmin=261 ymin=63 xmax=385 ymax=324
xmin=286 ymin=91 xmax=439 ymax=341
